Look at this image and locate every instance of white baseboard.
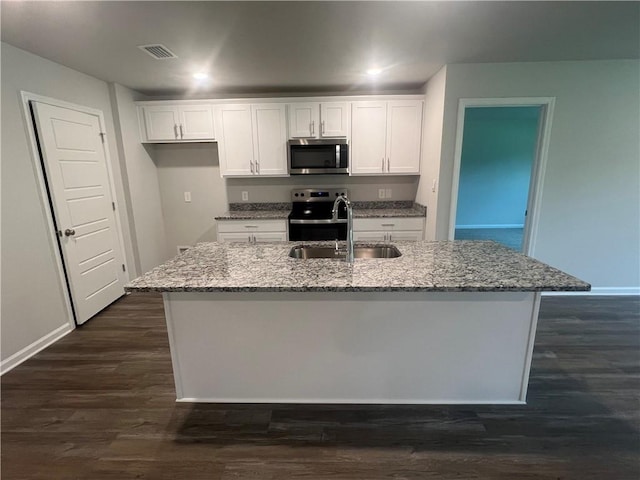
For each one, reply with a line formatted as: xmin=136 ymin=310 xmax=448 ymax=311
xmin=543 ymin=287 xmax=640 ymax=297
xmin=456 ymin=224 xmax=524 ymax=229
xmin=1 ymin=323 xmax=74 ymax=375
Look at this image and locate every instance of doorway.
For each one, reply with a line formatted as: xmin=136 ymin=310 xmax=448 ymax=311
xmin=449 ymin=98 xmax=555 ymax=255
xmin=23 ymin=93 xmax=128 ymax=325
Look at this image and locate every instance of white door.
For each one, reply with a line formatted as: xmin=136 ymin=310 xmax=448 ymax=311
xmin=143 ymin=105 xmax=179 ymax=141
xmin=216 ymin=104 xmax=254 ymax=176
xmin=288 ymin=103 xmax=318 ymax=138
xmin=387 ymin=100 xmax=423 ymax=174
xmin=31 ymin=102 xmax=126 ymax=324
xmin=252 ymin=104 xmax=288 ymax=176
xmin=320 ymin=102 xmax=349 ymax=137
xmin=350 ymin=102 xmax=387 ymax=174
xmin=179 ymin=105 xmax=215 ymax=140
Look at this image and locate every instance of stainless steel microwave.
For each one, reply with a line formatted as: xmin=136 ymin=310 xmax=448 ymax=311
xmin=288 ymin=139 xmax=348 ymax=175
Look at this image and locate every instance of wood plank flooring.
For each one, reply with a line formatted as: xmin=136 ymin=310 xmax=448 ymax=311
xmin=2 ymin=293 xmax=639 ymax=479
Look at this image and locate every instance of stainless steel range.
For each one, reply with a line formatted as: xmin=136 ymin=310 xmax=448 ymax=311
xmin=288 ymin=188 xmax=348 ymax=241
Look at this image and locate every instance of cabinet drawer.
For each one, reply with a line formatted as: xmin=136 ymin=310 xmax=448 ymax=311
xmin=353 ymin=217 xmax=424 ymax=232
xmin=217 ymin=219 xmax=287 ymax=233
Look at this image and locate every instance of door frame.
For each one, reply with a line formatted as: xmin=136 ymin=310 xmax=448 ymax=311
xmin=448 ymin=97 xmax=555 ymax=256
xmin=20 ymin=91 xmax=130 ymax=326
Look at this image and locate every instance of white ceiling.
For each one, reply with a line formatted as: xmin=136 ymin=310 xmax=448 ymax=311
xmin=2 ymin=1 xmax=638 ymax=96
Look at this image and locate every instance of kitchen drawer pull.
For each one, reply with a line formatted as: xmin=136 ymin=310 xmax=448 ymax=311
xmin=387 ymin=158 xmax=390 ymax=171
xmin=381 ymin=223 xmax=395 ymax=227
xmin=174 ymin=124 xmax=178 ymax=139
xmin=250 ymin=161 xmax=254 ymax=173
xmin=244 ymin=225 xmax=258 ymax=228
xmin=321 ymin=120 xmax=325 ymax=135
xmin=381 ymin=158 xmax=385 ymax=171
xmin=179 ymin=124 xmax=184 ymax=139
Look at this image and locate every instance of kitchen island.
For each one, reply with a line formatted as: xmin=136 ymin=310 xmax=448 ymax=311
xmin=126 ymin=241 xmax=589 ymax=404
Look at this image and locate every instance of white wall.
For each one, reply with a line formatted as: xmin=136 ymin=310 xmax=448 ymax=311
xmin=110 ymin=83 xmax=171 ymax=272
xmin=152 ymin=144 xmax=227 ymax=254
xmin=437 ymin=60 xmax=640 ymax=292
xmin=416 ymin=66 xmax=447 ymax=240
xmin=0 ymin=43 xmax=136 ymax=368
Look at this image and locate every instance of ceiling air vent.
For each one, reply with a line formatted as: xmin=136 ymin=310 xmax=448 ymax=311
xmin=138 ymin=44 xmax=177 ymax=60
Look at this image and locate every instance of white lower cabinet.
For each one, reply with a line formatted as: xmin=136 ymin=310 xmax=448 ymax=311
xmin=217 ymin=219 xmax=287 ymax=243
xmin=353 ymin=217 xmax=424 ymax=242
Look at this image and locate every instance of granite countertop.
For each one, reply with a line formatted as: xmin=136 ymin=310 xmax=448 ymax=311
xmin=214 ymin=202 xmax=426 ymax=220
xmin=126 ymin=241 xmax=590 ymax=293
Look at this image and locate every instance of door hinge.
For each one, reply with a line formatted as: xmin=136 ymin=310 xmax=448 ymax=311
xmin=122 ymin=264 xmax=126 ymax=272
xmin=99 ymin=132 xmax=106 ymax=143
xmin=112 ymin=202 xmax=116 ymax=211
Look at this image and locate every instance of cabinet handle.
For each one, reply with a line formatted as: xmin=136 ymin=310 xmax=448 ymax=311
xmin=321 ymin=120 xmax=325 ymax=135
xmin=179 ymin=124 xmax=184 ymax=139
xmin=388 ymin=234 xmax=393 ymax=242
xmin=174 ymin=124 xmax=178 ymax=139
xmin=381 ymin=158 xmax=385 ymax=171
xmin=244 ymin=225 xmax=258 ymax=228
xmin=248 ymin=235 xmax=252 ymax=242
xmin=256 ymin=161 xmax=260 ymax=174
xmin=387 ymin=158 xmax=390 ymax=172
xmin=381 ymin=224 xmax=395 ymax=227
xmin=311 ymin=121 xmax=315 ymax=136
xmin=250 ymin=161 xmax=254 ymax=173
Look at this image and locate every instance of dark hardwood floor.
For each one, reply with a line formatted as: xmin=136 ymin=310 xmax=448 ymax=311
xmin=2 ymin=293 xmax=639 ymax=479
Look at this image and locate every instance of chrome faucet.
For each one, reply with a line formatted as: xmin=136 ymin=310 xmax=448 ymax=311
xmin=332 ymin=194 xmax=354 ymax=263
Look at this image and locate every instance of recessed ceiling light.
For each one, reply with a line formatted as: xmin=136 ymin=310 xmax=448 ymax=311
xmin=366 ymin=68 xmax=382 ymax=76
xmin=193 ymin=72 xmax=209 ymax=80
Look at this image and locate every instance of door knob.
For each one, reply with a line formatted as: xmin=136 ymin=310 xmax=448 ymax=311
xmin=64 ymin=229 xmax=76 ymax=236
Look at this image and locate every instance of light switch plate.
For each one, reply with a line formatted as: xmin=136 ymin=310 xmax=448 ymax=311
xmin=241 ymin=191 xmax=249 ymax=202
xmin=184 ymin=191 xmax=191 ymax=203
xmin=378 ymin=189 xmax=385 ymax=199
xmin=385 ymin=188 xmax=392 ymax=199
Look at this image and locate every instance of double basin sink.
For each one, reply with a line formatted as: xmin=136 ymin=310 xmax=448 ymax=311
xmin=289 ymin=244 xmax=402 ymax=260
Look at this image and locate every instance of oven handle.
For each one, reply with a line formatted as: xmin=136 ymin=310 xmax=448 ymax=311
xmin=289 ymin=219 xmax=348 ymax=225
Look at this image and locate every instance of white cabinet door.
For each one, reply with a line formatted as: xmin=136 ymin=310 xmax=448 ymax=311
xmin=216 ymin=105 xmax=254 ymax=177
xmin=350 ymin=102 xmax=387 ymax=174
xmin=388 ymin=230 xmax=423 ymax=241
xmin=253 ymin=232 xmax=287 ymax=242
xmin=320 ymin=102 xmax=349 ymax=137
xmin=218 ymin=232 xmax=254 ymax=243
xmin=143 ymin=106 xmax=179 ymax=141
xmin=386 ymin=101 xmax=422 ymax=174
xmin=251 ymin=104 xmax=288 ymax=176
xmin=352 ymin=231 xmax=388 ymax=242
xmin=288 ymin=103 xmax=318 ymax=138
xmin=179 ymin=105 xmax=215 ymax=140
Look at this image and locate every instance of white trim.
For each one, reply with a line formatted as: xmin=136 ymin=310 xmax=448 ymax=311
xmin=543 ymin=287 xmax=639 ymax=296
xmin=448 ymin=97 xmax=555 ymax=259
xmin=20 ymin=92 xmax=131 ymax=328
xmin=176 ymin=397 xmax=526 ymax=405
xmin=1 ymin=323 xmax=74 ymax=375
xmin=455 ymin=224 xmax=524 ymax=229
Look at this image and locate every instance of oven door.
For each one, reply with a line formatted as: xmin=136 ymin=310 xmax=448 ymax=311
xmin=289 ymin=140 xmax=348 ymax=175
xmin=288 ymin=219 xmax=347 ymax=241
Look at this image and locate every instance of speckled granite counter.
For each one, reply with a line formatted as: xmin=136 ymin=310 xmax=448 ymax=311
xmin=214 ymin=201 xmax=426 ymax=220
xmin=126 ymin=240 xmax=590 ymax=293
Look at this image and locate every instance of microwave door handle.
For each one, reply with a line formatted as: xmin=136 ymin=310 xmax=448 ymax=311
xmin=336 ymin=145 xmax=340 ymax=168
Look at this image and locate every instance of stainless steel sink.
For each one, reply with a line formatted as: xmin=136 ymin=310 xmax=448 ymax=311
xmin=289 ymin=245 xmax=402 ymax=259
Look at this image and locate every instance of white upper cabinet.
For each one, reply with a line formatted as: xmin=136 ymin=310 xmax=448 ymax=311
xmin=288 ymin=102 xmax=349 ymax=138
xmin=351 ymin=100 xmax=423 ymax=175
xmin=251 ymin=104 xmax=288 ymax=176
xmin=350 ymin=102 xmax=388 ymax=174
xmin=217 ymin=103 xmax=288 ymax=177
xmin=141 ymin=104 xmax=215 ymax=142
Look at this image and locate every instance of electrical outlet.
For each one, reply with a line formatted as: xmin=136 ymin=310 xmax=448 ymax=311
xmin=385 ymin=188 xmax=392 ymax=199
xmin=241 ymin=191 xmax=249 ymax=202
xmin=378 ymin=189 xmax=386 ymax=199
xmin=184 ymin=191 xmax=191 ymax=203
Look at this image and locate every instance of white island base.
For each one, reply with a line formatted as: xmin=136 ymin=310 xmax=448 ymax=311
xmin=162 ymin=291 xmax=541 ymax=405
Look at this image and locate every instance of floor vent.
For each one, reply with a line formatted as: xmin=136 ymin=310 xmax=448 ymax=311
xmin=138 ymin=44 xmax=178 ymax=60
